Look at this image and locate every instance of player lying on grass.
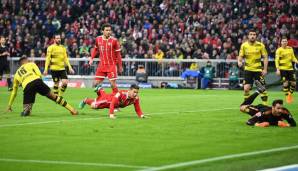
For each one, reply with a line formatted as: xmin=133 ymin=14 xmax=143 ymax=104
xmin=6 ymin=56 xmax=78 ymax=116
xmin=79 ymin=84 xmax=145 ymax=119
xmin=240 ymin=80 xmax=296 ymax=127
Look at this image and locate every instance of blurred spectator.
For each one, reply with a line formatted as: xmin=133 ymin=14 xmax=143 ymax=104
xmin=228 ymin=63 xmax=240 ymax=89
xmin=136 ymin=65 xmax=148 ymax=83
xmin=200 ymin=61 xmax=215 ymax=89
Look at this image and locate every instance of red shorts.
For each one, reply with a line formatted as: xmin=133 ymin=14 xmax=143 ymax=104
xmin=93 ymin=93 xmax=112 ymax=109
xmin=95 ymin=65 xmax=118 ymax=80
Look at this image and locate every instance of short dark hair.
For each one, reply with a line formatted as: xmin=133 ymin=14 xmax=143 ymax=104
xmin=19 ymin=55 xmax=28 ymax=64
xmin=272 ymin=99 xmax=283 ymax=106
xmin=101 ymin=23 xmax=112 ymax=31
xmin=248 ymin=29 xmax=257 ymax=34
xmin=130 ymin=84 xmax=140 ymax=90
xmin=0 ymin=35 xmax=5 ymax=39
xmin=281 ymin=36 xmax=288 ymax=40
xmin=54 ymin=33 xmax=60 ymax=38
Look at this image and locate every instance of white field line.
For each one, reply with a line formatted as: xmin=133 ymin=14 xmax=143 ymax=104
xmin=0 ymin=158 xmax=150 ymax=169
xmin=0 ymin=117 xmax=99 ymax=128
xmin=0 ymin=107 xmax=237 ymax=128
xmin=139 ymin=145 xmax=298 ymax=171
xmin=259 ymin=164 xmax=298 ymax=171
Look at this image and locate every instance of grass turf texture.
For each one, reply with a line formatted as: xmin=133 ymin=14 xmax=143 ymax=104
xmin=0 ymin=87 xmax=297 ymax=171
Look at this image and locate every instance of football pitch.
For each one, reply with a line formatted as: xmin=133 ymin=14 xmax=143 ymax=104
xmin=0 ymin=87 xmax=297 ymax=171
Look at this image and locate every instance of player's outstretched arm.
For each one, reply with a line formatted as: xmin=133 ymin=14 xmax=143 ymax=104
xmin=7 ymin=79 xmax=19 ymax=112
xmin=109 ymin=97 xmax=118 ymax=119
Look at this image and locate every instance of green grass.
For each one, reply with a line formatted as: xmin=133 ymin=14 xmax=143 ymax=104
xmin=0 ymin=87 xmax=297 ymax=171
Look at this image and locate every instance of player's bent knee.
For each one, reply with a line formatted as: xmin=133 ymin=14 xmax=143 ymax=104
xmin=91 ymin=102 xmax=97 ymax=109
xmin=61 ymin=79 xmax=68 ymax=85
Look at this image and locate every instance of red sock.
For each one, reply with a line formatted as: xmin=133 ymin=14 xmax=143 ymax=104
xmin=112 ymin=87 xmax=119 ymax=94
xmin=97 ymin=89 xmax=105 ymax=96
xmin=85 ymin=98 xmax=94 ymax=105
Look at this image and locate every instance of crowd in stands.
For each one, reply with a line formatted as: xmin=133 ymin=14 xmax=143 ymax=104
xmin=0 ymin=0 xmax=297 ymax=76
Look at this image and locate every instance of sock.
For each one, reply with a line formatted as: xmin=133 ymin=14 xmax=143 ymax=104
xmin=112 ymin=87 xmax=119 ymax=94
xmin=53 ymin=84 xmax=59 ymax=95
xmin=7 ymin=78 xmax=12 ymax=88
xmin=54 ymin=96 xmax=74 ymax=112
xmin=96 ymin=88 xmax=105 ymax=97
xmin=289 ymin=84 xmax=296 ymax=94
xmin=260 ymin=91 xmax=268 ymax=105
xmin=244 ymin=92 xmax=250 ymax=101
xmin=283 ymin=84 xmax=289 ymax=96
xmin=241 ymin=92 xmax=259 ymax=106
xmin=85 ymin=98 xmax=94 ymax=105
xmin=60 ymin=84 xmax=67 ymax=95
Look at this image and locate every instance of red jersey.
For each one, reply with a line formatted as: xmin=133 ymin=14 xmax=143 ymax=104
xmin=91 ymin=36 xmax=122 ymax=67
xmin=109 ymin=90 xmax=143 ymax=117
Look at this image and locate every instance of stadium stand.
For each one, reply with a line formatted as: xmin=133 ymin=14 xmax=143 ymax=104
xmin=0 ymin=0 xmax=297 ymax=87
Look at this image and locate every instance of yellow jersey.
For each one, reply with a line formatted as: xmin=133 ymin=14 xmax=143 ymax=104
xmin=45 ymin=44 xmax=72 ymax=71
xmin=8 ymin=62 xmax=42 ymax=106
xmin=239 ymin=41 xmax=268 ymax=72
xmin=275 ymin=46 xmax=297 ymax=71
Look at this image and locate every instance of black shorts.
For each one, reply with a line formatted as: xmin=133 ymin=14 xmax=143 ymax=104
xmin=23 ymin=79 xmax=51 ymax=104
xmin=0 ymin=62 xmax=10 ymax=76
xmin=280 ymin=70 xmax=296 ymax=82
xmin=243 ymin=70 xmax=266 ymax=85
xmin=51 ymin=70 xmax=68 ymax=82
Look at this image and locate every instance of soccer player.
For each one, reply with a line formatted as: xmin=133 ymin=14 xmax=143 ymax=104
xmin=238 ymin=29 xmax=269 ymax=105
xmin=6 ymin=56 xmax=78 ymax=116
xmin=89 ymin=23 xmax=123 ymax=94
xmin=79 ymin=84 xmax=145 ymax=119
xmin=275 ymin=36 xmax=298 ymax=103
xmin=44 ymin=34 xmax=75 ymax=96
xmin=240 ymin=81 xmax=296 ymax=127
xmin=0 ymin=36 xmax=12 ymax=91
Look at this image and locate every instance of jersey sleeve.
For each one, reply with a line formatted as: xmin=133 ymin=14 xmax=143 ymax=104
xmin=91 ymin=38 xmax=98 ymax=60
xmin=246 ymin=112 xmax=264 ymax=126
xmin=281 ymin=108 xmax=296 ymax=127
xmin=8 ymin=77 xmax=20 ymax=106
xmin=109 ymin=92 xmax=120 ymax=115
xmin=134 ymin=98 xmax=143 ymax=117
xmin=45 ymin=46 xmax=52 ymax=71
xmin=239 ymin=43 xmax=245 ymax=57
xmin=291 ymin=48 xmax=298 ymax=63
xmin=275 ymin=48 xmax=281 ymax=69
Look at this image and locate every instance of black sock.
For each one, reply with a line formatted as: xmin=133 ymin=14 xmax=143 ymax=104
xmin=289 ymin=84 xmax=296 ymax=94
xmin=241 ymin=92 xmax=259 ymax=106
xmin=60 ymin=84 xmax=67 ymax=93
xmin=53 ymin=85 xmax=59 ymax=95
xmin=7 ymin=78 xmax=12 ymax=88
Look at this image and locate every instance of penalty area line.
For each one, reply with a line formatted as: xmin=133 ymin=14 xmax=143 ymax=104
xmin=139 ymin=145 xmax=298 ymax=171
xmin=0 ymin=158 xmax=151 ymax=169
xmin=0 ymin=117 xmax=99 ymax=128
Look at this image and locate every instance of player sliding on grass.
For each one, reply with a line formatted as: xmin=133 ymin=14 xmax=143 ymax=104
xmin=6 ymin=56 xmax=78 ymax=116
xmin=79 ymin=84 xmax=145 ymax=119
xmin=240 ymin=80 xmax=296 ymax=127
